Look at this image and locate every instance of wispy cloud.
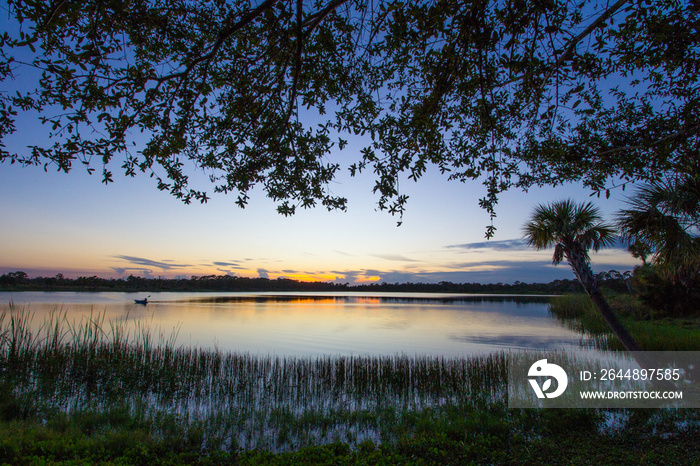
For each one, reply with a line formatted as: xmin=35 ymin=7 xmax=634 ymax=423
xmin=213 ymin=261 xmax=240 ymax=267
xmin=447 ymin=237 xmax=628 ymax=252
xmin=443 ymin=260 xmax=543 ymax=270
xmin=325 ymin=258 xmax=636 ymax=285
xmin=351 ymin=266 xmax=568 ymax=285
xmin=446 ymin=239 xmax=530 ymax=251
xmin=111 ymin=267 xmax=154 ymax=277
xmin=371 ymin=254 xmax=419 ymax=262
xmin=112 ymin=255 xmax=192 ymax=271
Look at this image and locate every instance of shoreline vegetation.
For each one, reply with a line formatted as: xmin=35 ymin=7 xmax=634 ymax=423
xmin=1 ymin=296 xmax=699 ymax=464
xmin=549 ymin=293 xmax=700 ymax=352
xmin=0 ymin=270 xmax=630 ymax=295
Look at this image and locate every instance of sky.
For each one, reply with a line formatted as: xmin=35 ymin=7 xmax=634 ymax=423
xmin=0 ymin=4 xmax=643 ymax=285
xmin=0 ymin=142 xmax=639 ymax=284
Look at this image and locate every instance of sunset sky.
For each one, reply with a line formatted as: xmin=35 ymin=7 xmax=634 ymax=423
xmin=0 ymin=144 xmax=639 ymax=284
xmin=0 ymin=6 xmax=643 ymax=286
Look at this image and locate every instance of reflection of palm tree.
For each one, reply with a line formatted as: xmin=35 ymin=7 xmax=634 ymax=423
xmin=616 ymin=176 xmax=700 ymax=282
xmin=524 ymin=200 xmax=642 ymax=352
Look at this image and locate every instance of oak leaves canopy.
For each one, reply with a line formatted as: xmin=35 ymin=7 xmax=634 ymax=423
xmin=1 ymin=0 xmax=698 ymax=235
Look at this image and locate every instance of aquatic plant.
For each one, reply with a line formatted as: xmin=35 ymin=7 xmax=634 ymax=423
xmin=0 ymin=307 xmax=507 ymax=451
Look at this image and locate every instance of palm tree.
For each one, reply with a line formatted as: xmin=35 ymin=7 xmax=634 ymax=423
xmin=523 ymin=199 xmax=642 ymax=352
xmin=616 ymin=176 xmax=700 ymax=282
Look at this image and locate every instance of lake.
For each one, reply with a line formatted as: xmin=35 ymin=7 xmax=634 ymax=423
xmin=0 ymin=291 xmax=591 ymax=356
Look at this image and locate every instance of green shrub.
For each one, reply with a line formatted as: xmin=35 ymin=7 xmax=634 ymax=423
xmin=632 ymin=265 xmax=700 ymax=318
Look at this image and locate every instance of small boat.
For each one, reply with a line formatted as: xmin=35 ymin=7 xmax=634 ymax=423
xmin=134 ymin=295 xmax=150 ymax=305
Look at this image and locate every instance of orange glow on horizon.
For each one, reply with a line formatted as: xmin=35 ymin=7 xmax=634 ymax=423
xmin=276 ymin=273 xmax=340 ymax=283
xmin=355 ymin=275 xmax=381 ymax=283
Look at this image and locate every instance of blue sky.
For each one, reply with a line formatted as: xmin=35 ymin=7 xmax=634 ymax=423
xmin=0 ymin=145 xmax=639 ymax=284
xmin=0 ymin=3 xmax=642 ymax=285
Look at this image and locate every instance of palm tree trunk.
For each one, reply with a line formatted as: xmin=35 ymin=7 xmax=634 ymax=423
xmin=566 ymin=249 xmax=681 ymax=390
xmin=586 ymin=285 xmax=642 ymax=352
xmin=566 ymin=247 xmax=642 ymax=352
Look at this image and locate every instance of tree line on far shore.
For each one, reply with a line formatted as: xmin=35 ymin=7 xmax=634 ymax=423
xmin=0 ymin=270 xmax=632 ymax=295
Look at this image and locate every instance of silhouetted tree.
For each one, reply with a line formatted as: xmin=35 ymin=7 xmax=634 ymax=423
xmin=524 ymin=200 xmax=641 ymax=352
xmin=617 ymin=176 xmax=700 ymax=316
xmin=1 ymin=1 xmax=698 ymax=231
xmin=617 ymin=176 xmax=700 ymax=281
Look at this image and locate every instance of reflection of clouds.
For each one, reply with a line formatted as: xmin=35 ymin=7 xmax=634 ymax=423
xmin=375 ymin=318 xmax=411 ymax=330
xmin=449 ymin=333 xmax=590 ymax=349
xmin=13 ymin=294 xmax=597 ymax=357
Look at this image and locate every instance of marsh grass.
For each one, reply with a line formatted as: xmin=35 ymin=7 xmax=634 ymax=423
xmin=2 ymin=306 xmax=699 ymax=462
xmin=0 ymin=307 xmax=507 ymax=452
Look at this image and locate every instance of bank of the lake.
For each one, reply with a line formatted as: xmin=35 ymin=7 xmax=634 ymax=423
xmin=2 ymin=406 xmax=697 ymax=465
xmin=550 ymin=293 xmax=700 ymax=352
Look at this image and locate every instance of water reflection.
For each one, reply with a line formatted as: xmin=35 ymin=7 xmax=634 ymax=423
xmin=450 ymin=334 xmax=589 ymax=349
xmin=175 ymin=293 xmax=552 ymax=305
xmin=1 ymin=291 xmax=589 ymax=356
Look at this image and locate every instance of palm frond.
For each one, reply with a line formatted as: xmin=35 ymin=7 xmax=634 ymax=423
xmin=552 ymin=243 xmax=565 ymax=265
xmin=524 ymin=199 xmax=615 ymax=265
xmin=616 ymin=177 xmax=700 ymax=271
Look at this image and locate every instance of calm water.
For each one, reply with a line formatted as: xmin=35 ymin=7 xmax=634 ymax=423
xmin=0 ymin=291 xmax=591 ymax=356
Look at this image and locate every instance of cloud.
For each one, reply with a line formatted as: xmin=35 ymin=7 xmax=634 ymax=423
xmin=257 ymin=268 xmax=270 ymax=279
xmin=331 ymin=270 xmax=359 ymax=282
xmin=111 ymin=267 xmax=154 ymax=277
xmin=443 ymin=260 xmax=543 ymax=270
xmin=358 ymin=267 xmax=561 ymax=285
xmin=446 ymin=239 xmax=530 ymax=251
xmin=112 ymin=255 xmax=192 ymax=271
xmin=327 ymin=259 xmax=636 ymax=285
xmin=371 ymin=254 xmax=419 ymax=262
xmin=213 ymin=261 xmax=240 ymax=267
xmin=447 ymin=237 xmax=628 ymax=252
